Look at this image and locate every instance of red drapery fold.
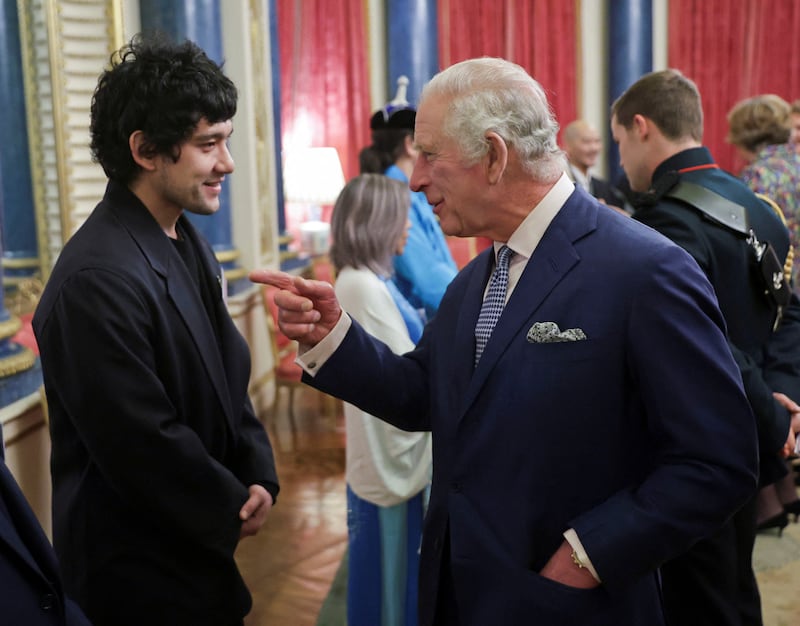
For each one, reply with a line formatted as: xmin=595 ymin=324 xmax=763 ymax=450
xmin=437 ymin=0 xmax=578 ymax=130
xmin=437 ymin=0 xmax=577 ymax=257
xmin=277 ymin=0 xmax=370 ymax=181
xmin=669 ymin=0 xmax=800 ymax=173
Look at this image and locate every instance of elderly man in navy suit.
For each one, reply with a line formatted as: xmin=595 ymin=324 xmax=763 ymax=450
xmin=251 ymin=58 xmax=758 ymax=625
xmin=0 ymin=426 xmax=91 ymax=624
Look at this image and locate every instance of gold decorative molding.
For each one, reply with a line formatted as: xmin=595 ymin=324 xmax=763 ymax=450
xmin=108 ymin=0 xmax=125 ymax=51
xmin=44 ymin=0 xmax=72 ymax=243
xmin=18 ymin=0 xmax=124 ymax=278
xmin=3 ymin=276 xmax=26 ymax=288
xmin=279 ymin=249 xmax=299 ymax=263
xmin=17 ymin=0 xmax=52 ymax=278
xmin=224 ymin=268 xmax=249 ymax=283
xmin=0 ymin=316 xmax=22 ymax=341
xmin=216 ymin=249 xmax=241 ymax=264
xmin=250 ymin=0 xmax=276 ymax=266
xmin=2 ymin=256 xmax=40 ymax=269
xmin=7 ymin=277 xmax=44 ymax=317
xmin=0 ymin=347 xmax=36 ymax=377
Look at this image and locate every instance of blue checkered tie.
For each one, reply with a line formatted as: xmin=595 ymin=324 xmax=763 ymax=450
xmin=474 ymin=245 xmax=514 ymax=366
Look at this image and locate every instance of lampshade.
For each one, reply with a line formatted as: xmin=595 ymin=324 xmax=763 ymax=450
xmin=283 ymin=147 xmax=346 ymax=205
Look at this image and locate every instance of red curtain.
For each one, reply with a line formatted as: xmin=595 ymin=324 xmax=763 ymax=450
xmin=276 ymin=0 xmax=370 ymax=181
xmin=669 ymin=0 xmax=800 ymax=173
xmin=437 ymin=0 xmax=577 ymax=257
xmin=437 ymin=0 xmax=578 ymax=131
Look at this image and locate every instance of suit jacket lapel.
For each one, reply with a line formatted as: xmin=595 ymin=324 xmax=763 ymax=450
xmin=166 ymin=260 xmax=235 ymax=425
xmin=106 ymin=184 xmax=235 ymax=428
xmin=166 ymin=219 xmax=235 ymax=426
xmin=459 ymin=193 xmax=594 ymax=416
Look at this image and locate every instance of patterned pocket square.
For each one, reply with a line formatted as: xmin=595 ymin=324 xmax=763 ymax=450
xmin=526 ymin=321 xmax=587 ymax=343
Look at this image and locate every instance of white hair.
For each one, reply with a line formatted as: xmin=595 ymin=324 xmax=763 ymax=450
xmin=420 ymin=57 xmax=566 ymax=181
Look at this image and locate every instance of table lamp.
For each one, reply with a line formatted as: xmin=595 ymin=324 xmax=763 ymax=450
xmin=282 ymin=147 xmax=345 ymax=255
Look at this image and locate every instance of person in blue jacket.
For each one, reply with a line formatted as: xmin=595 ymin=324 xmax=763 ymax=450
xmin=359 ymin=77 xmax=457 ymax=322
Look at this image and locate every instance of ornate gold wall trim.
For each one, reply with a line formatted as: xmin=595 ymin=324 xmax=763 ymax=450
xmin=18 ymin=1 xmax=125 ymax=279
xmin=250 ymin=0 xmax=276 ymax=267
xmin=279 ymin=249 xmax=299 ymax=263
xmin=216 ymin=249 xmax=241 ymax=264
xmin=0 ymin=347 xmax=36 ymax=377
xmin=3 ymin=276 xmax=26 ymax=288
xmin=17 ymin=0 xmax=51 ymax=278
xmin=224 ymin=267 xmax=249 ymax=283
xmin=0 ymin=316 xmax=22 ymax=341
xmin=44 ymin=0 xmax=72 ymax=244
xmin=2 ymin=256 xmax=40 ymax=269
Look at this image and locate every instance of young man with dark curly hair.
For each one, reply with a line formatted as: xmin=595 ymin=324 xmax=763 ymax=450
xmin=33 ymin=34 xmax=278 ymax=626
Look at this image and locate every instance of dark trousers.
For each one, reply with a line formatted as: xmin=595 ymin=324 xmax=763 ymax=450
xmin=661 ymin=494 xmax=761 ymax=626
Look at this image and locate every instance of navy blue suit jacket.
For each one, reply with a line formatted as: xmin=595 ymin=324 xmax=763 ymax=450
xmin=0 ymin=455 xmax=90 ymax=625
xmin=307 ymin=186 xmax=758 ymax=625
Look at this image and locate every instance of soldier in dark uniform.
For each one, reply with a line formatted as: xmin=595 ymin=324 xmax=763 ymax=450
xmin=611 ymin=68 xmax=800 ymax=626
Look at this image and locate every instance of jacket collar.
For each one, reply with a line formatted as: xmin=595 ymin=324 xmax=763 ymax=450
xmin=102 ymin=182 xmax=235 ymax=427
xmin=651 ymin=146 xmax=715 ymax=186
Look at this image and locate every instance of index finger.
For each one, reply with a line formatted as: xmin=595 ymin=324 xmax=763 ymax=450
xmin=249 ymin=268 xmax=297 ymax=290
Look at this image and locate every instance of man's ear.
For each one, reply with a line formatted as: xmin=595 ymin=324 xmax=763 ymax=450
xmin=403 ymin=134 xmax=416 ymax=156
xmin=632 ymin=114 xmax=650 ymax=140
xmin=485 ymin=131 xmax=508 ymax=185
xmin=129 ymin=130 xmax=157 ymax=171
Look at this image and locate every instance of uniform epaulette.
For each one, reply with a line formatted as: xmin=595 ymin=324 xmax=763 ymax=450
xmin=664 ymin=181 xmax=749 ymax=236
xmin=660 ymin=177 xmax=790 ymax=326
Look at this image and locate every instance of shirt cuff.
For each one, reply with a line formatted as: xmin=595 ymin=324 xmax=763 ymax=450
xmin=295 ymin=313 xmax=352 ymax=376
xmin=563 ymin=528 xmax=602 ymax=582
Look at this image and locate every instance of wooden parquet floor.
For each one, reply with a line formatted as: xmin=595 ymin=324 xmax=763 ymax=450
xmin=238 ymin=388 xmax=347 ymax=626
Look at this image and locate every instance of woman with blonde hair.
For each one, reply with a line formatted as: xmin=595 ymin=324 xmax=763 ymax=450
xmin=728 ymin=94 xmax=800 ymax=277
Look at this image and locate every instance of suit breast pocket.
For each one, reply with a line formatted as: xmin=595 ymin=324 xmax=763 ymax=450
xmin=524 ymin=335 xmax=616 ymax=364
